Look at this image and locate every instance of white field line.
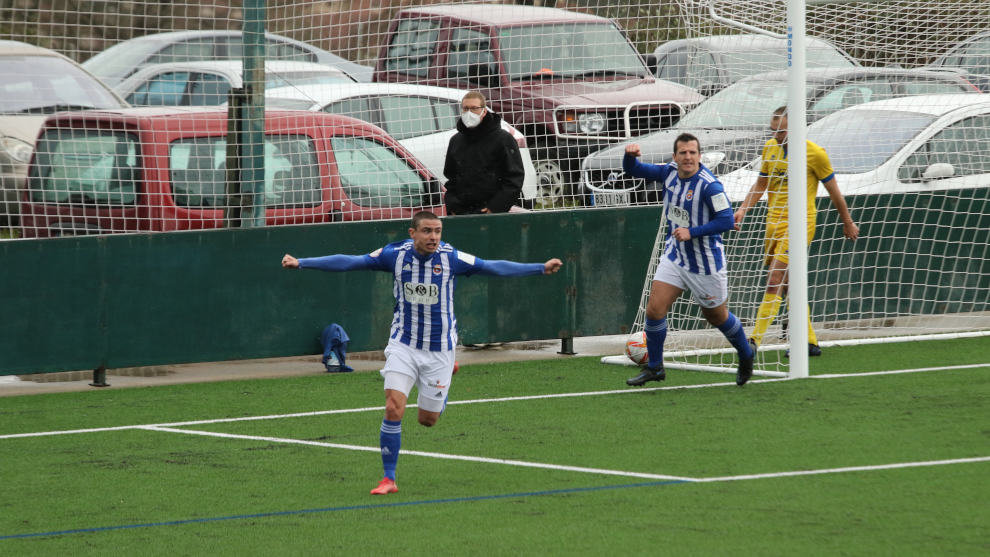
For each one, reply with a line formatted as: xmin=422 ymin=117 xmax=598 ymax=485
xmin=142 ymin=426 xmax=989 ymax=485
xmin=694 ymin=456 xmax=990 ymax=483
xmin=1 ymin=362 xmax=985 ymax=442
xmin=141 ymin=426 xmax=695 ymax=482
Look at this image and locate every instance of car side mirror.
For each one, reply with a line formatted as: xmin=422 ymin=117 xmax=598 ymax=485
xmin=922 ymin=162 xmax=954 ymax=180
xmin=644 ymin=54 xmax=658 ymax=76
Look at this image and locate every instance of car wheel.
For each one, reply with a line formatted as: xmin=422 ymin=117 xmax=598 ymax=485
xmin=531 ymin=156 xmax=567 ymax=209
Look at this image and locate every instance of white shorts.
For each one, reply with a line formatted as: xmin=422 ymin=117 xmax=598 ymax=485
xmin=652 ymin=256 xmax=728 ymax=308
xmin=380 ymin=338 xmax=455 ymax=413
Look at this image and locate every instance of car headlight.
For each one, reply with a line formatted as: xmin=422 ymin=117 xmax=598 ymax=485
xmin=0 ymin=136 xmax=33 ymax=164
xmin=560 ymin=111 xmax=607 ymax=135
xmin=701 ymin=150 xmax=725 ymax=171
xmin=577 ymin=113 xmax=606 ymax=134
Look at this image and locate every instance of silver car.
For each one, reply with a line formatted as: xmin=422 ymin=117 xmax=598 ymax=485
xmin=0 ymin=40 xmax=128 ymax=229
xmin=116 ymin=60 xmax=354 ymax=106
xmin=82 ymin=30 xmax=373 ymax=87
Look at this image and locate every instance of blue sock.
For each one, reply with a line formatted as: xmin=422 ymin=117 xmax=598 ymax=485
xmin=717 ymin=312 xmax=754 ymax=359
xmin=379 ymin=418 xmax=402 ymax=481
xmin=644 ymin=318 xmax=667 ymax=369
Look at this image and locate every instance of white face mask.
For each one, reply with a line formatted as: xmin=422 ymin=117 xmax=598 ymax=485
xmin=461 ymin=110 xmax=483 ymax=128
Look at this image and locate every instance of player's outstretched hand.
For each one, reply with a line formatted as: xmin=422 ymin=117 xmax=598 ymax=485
xmin=282 ymin=254 xmax=299 ymax=268
xmin=624 ymin=143 xmax=641 ymax=158
xmin=543 ymin=258 xmax=563 ymax=274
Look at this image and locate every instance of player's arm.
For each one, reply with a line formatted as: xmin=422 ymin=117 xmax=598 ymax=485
xmin=733 ymin=174 xmax=769 ymax=230
xmin=451 ymin=250 xmax=562 ymax=277
xmin=677 ymin=183 xmax=733 ymax=241
xmin=821 ymin=177 xmax=859 ymax=240
xmin=622 ymin=143 xmax=667 ymax=182
xmin=476 ymin=258 xmax=563 ymax=276
xmin=282 ymin=249 xmax=388 ymax=271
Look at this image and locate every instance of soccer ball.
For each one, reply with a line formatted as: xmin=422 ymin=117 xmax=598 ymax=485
xmin=624 ymin=331 xmax=649 ymax=365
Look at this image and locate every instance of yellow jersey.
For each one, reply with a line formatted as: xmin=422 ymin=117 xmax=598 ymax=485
xmin=758 ymin=139 xmax=835 ymax=223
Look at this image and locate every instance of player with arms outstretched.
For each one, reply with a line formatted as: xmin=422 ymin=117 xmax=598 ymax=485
xmin=282 ymin=211 xmax=562 ymax=495
xmin=623 ymin=133 xmax=755 ymax=387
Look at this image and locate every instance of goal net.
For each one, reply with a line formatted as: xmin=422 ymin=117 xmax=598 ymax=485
xmin=604 ymin=0 xmax=990 ymax=376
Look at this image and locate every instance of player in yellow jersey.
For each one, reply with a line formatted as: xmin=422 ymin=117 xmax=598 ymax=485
xmin=734 ymin=106 xmax=859 ymax=356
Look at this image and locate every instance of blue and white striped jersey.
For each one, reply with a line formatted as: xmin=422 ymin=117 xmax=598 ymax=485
xmin=298 ymin=239 xmax=545 ymax=352
xmin=623 ymin=156 xmax=734 ymax=275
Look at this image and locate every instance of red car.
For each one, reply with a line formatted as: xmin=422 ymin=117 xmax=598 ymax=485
xmin=20 ymin=107 xmax=444 ymax=237
xmin=373 ymin=4 xmax=703 ymax=201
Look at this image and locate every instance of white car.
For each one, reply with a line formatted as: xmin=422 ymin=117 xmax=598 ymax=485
xmin=0 ymin=40 xmax=128 ymax=227
xmin=116 ymin=60 xmax=354 ymax=106
xmin=265 ymin=82 xmax=540 ymax=204
xmin=720 ymin=93 xmax=990 ymax=200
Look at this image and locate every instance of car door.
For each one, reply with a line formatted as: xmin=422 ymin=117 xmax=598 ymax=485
xmin=126 ymin=71 xmax=192 ymax=106
xmin=375 ymin=94 xmax=452 ymax=180
xmin=655 ymin=47 xmax=691 ymax=85
xmin=186 ymin=73 xmax=233 ymax=105
xmin=444 ymin=27 xmax=499 ymax=90
xmin=895 ymin=112 xmax=990 ymax=193
xmin=380 ymin=17 xmax=442 ymax=83
xmin=328 ymin=135 xmax=439 ymax=220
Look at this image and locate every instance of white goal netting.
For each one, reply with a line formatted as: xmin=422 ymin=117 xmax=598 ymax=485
xmin=1 ymin=0 xmax=988 ymax=366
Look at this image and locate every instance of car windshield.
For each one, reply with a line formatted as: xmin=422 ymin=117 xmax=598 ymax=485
xmin=717 ymin=45 xmax=853 ymax=83
xmin=500 ymin=23 xmax=647 ymax=80
xmin=677 ymin=79 xmax=792 ymax=128
xmin=1 ymin=55 xmax=122 ymax=113
xmin=808 ymin=109 xmax=936 ymax=174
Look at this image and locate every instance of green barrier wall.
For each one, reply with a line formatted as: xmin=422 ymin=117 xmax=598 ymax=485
xmin=0 ymin=208 xmax=660 ymax=375
xmin=3 ymin=190 xmax=986 ymax=377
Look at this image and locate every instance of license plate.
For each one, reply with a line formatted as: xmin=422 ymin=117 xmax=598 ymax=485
xmin=593 ymin=191 xmax=630 ymax=207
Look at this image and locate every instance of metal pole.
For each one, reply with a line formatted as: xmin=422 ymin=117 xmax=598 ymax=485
xmin=241 ymin=0 xmax=266 ymax=227
xmin=786 ymin=0 xmax=809 ymax=378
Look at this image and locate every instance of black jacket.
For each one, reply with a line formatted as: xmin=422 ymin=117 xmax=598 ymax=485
xmin=443 ymin=111 xmax=525 ymax=214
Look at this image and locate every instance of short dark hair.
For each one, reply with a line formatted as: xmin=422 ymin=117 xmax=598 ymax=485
xmin=673 ymin=132 xmax=701 ymax=155
xmin=773 ymin=105 xmax=788 ymax=117
xmin=411 ymin=210 xmax=440 ymax=230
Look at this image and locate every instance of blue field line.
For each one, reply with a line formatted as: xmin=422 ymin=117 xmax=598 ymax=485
xmin=0 ymin=479 xmax=688 ymax=541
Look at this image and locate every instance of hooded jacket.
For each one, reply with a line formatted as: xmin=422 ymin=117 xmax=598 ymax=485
xmin=443 ymin=110 xmax=525 ymax=214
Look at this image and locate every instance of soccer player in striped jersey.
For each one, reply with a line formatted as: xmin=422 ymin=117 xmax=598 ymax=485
xmin=622 ymin=133 xmax=755 ymax=387
xmin=733 ymin=106 xmax=859 ymax=356
xmin=282 ymin=211 xmax=562 ymax=495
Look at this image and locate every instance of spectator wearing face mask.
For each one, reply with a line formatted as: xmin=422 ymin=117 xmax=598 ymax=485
xmin=443 ymin=91 xmax=525 ymax=215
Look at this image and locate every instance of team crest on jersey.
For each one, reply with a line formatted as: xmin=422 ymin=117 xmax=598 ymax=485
xmin=433 ymin=264 xmax=442 ymax=275
xmin=685 ymin=188 xmax=694 ymax=200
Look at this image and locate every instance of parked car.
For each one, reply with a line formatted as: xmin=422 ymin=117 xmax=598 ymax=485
xmin=82 ymin=30 xmax=373 ymax=88
xmin=929 ymin=31 xmax=990 ymax=92
xmin=373 ymin=3 xmax=703 ymax=205
xmin=719 ymin=93 xmax=990 ymax=200
xmin=581 ymin=67 xmax=980 ymax=207
xmin=117 ymin=60 xmax=354 ymax=106
xmin=652 ymin=34 xmax=858 ymax=97
xmin=0 ymin=40 xmax=129 ymax=229
xmin=19 ymin=107 xmax=444 ymax=237
xmin=265 ymin=82 xmax=540 ymax=205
